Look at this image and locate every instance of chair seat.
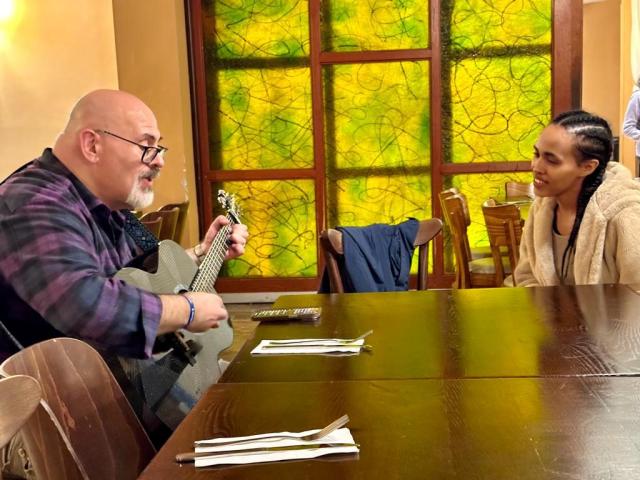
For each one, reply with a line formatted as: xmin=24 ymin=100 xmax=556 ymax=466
xmin=470 ymin=245 xmax=493 ymax=260
xmin=469 ymin=255 xmax=512 ymax=275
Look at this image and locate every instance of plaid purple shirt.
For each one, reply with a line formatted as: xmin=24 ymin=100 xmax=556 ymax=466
xmin=0 ymin=149 xmax=161 ymax=359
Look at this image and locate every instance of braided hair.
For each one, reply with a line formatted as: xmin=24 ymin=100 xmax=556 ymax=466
xmin=551 ymin=110 xmax=613 ymax=278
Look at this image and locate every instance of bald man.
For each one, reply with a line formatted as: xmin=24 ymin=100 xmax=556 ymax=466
xmin=0 ymin=90 xmax=247 ymax=426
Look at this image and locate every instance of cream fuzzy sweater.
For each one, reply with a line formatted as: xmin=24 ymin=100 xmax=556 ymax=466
xmin=514 ymin=162 xmax=640 ymax=286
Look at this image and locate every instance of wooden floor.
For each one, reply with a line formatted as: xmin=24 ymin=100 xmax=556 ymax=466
xmin=220 ymin=303 xmax=272 ymax=362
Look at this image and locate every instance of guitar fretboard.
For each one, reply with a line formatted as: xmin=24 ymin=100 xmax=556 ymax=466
xmin=190 ymin=214 xmax=234 ymax=292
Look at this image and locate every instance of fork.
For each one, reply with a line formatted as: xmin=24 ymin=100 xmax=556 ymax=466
xmin=194 ymin=414 xmax=350 ymax=447
xmin=266 ymin=330 xmax=373 ymax=346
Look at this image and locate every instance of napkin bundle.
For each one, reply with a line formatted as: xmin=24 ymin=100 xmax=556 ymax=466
xmin=250 ymin=338 xmax=365 ymax=355
xmin=193 ymin=427 xmax=359 ymax=467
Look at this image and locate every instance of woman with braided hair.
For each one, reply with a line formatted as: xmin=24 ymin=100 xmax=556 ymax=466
xmin=514 ymin=110 xmax=640 ymax=286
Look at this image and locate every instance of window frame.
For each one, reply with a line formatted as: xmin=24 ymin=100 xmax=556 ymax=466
xmin=184 ymin=0 xmax=582 ymax=292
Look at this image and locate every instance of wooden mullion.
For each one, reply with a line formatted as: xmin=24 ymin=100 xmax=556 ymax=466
xmin=215 ymin=277 xmax=320 ymax=293
xmin=206 ymin=169 xmax=317 ymax=182
xmin=309 ymin=0 xmax=327 ymax=278
xmin=430 ymin=0 xmax=444 ymax=279
xmin=184 ymin=0 xmax=213 ymax=237
xmin=552 ymin=0 xmax=583 ymax=113
xmin=320 ymin=48 xmax=432 ymax=64
xmin=440 ymin=161 xmax=532 ymax=175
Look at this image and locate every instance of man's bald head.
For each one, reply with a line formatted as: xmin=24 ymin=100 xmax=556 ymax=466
xmin=52 ymin=90 xmax=163 ymax=211
xmin=62 ymin=89 xmax=155 ymax=136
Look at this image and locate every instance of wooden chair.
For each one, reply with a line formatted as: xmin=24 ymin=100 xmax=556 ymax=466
xmin=139 ymin=215 xmax=162 ymax=238
xmin=140 ymin=207 xmax=179 ymax=241
xmin=0 ymin=374 xmax=86 ymax=479
xmin=482 ymin=199 xmax=524 ymax=286
xmin=505 ymin=181 xmax=534 ymax=202
xmin=0 ymin=375 xmax=41 ymax=448
xmin=0 ymin=338 xmax=155 ymax=480
xmin=320 ymin=218 xmax=443 ymax=293
xmin=438 ymin=188 xmax=493 ymax=260
xmin=158 ymin=201 xmax=190 ymax=243
xmin=441 ymin=193 xmax=501 ymax=288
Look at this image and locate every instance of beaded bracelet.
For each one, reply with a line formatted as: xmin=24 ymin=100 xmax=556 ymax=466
xmin=182 ymin=294 xmax=195 ymax=329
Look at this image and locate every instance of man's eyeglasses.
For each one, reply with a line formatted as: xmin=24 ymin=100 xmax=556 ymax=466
xmin=95 ymin=129 xmax=168 ymax=164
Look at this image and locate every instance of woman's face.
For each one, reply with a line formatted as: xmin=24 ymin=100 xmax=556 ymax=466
xmin=531 ymin=124 xmax=598 ymax=200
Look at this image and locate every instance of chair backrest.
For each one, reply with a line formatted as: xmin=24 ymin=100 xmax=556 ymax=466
xmin=482 ymin=199 xmax=524 ymax=286
xmin=441 ymin=193 xmax=473 ymax=288
xmin=158 ymin=201 xmax=190 ymax=243
xmin=504 ymin=181 xmax=534 ymax=202
xmin=21 ymin=400 xmax=89 ymax=479
xmin=0 ymin=374 xmax=86 ymax=479
xmin=0 ymin=338 xmax=155 ymax=480
xmin=0 ymin=375 xmax=41 ymax=448
xmin=139 ymin=215 xmax=162 ymax=238
xmin=439 ymin=188 xmax=472 ymax=226
xmin=320 ymin=219 xmax=442 ymax=293
xmin=140 ymin=207 xmax=179 ymax=242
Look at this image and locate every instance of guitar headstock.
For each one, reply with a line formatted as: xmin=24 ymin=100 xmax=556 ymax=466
xmin=217 ymin=190 xmax=241 ymax=224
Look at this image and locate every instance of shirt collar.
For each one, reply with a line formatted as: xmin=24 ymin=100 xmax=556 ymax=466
xmin=38 ymin=148 xmax=120 ymax=222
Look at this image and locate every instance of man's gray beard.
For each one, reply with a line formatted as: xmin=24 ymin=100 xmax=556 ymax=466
xmin=126 ymin=183 xmax=154 ymax=210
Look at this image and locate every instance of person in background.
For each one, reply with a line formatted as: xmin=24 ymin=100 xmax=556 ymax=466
xmin=623 ymin=77 xmax=640 ymax=177
xmin=514 ymin=110 xmax=640 ymax=286
xmin=0 ymin=90 xmax=248 ymax=476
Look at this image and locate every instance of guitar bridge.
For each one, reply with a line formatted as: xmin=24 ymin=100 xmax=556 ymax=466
xmin=167 ymin=332 xmax=202 ymax=366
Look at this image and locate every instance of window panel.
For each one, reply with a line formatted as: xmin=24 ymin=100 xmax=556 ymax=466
xmin=450 ymin=0 xmax=551 ymax=50
xmin=206 ymin=0 xmax=309 ymax=59
xmin=449 ymin=55 xmax=551 ymax=163
xmin=325 ymin=61 xmax=430 ymax=170
xmin=214 ymin=180 xmax=317 ymax=277
xmin=213 ymin=67 xmax=313 ymax=170
xmin=322 ymin=0 xmax=429 ymax=52
xmin=332 ymin=174 xmax=431 ymax=226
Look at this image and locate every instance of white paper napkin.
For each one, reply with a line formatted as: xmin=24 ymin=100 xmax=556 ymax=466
xmin=194 ymin=427 xmax=359 ymax=467
xmin=250 ymin=338 xmax=365 ymax=355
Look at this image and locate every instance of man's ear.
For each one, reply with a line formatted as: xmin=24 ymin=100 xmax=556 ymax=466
xmin=580 ymin=158 xmax=599 ymax=177
xmin=79 ymin=129 xmax=100 ymax=164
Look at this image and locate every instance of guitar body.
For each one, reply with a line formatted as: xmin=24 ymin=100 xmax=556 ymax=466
xmin=115 ymin=240 xmax=233 ymax=407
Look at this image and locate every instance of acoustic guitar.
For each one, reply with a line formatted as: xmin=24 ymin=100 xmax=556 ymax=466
xmin=115 ymin=190 xmax=240 ymax=412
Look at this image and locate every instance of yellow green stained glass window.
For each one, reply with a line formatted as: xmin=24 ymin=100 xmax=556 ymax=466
xmin=444 ymin=0 xmax=552 ymax=165
xmin=324 ymin=61 xmax=431 ymax=273
xmin=215 ymin=180 xmax=317 ymax=277
xmin=332 ymin=175 xmax=431 ymax=227
xmin=450 ymin=0 xmax=551 ymax=50
xmin=200 ymin=0 xmax=555 ymax=284
xmin=324 ymin=61 xmax=430 ymax=170
xmin=449 ymin=54 xmax=551 ymax=163
xmin=206 ymin=0 xmax=309 ymax=58
xmin=214 ymin=67 xmax=313 ymax=170
xmin=322 ymin=0 xmax=429 ymax=52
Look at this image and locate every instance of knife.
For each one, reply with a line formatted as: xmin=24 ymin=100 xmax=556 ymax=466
xmin=175 ymin=443 xmax=359 ymax=463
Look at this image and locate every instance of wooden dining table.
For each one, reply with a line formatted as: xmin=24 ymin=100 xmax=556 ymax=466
xmin=139 ymin=284 xmax=640 ymax=479
xmin=221 ymin=284 xmax=640 ymax=383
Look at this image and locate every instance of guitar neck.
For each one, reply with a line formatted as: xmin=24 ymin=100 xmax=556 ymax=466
xmin=190 ymin=215 xmax=234 ymax=292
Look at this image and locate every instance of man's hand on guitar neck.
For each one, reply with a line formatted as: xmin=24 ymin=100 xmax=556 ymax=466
xmin=188 ymin=215 xmax=249 ymax=264
xmin=157 ymin=292 xmax=228 ymax=334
